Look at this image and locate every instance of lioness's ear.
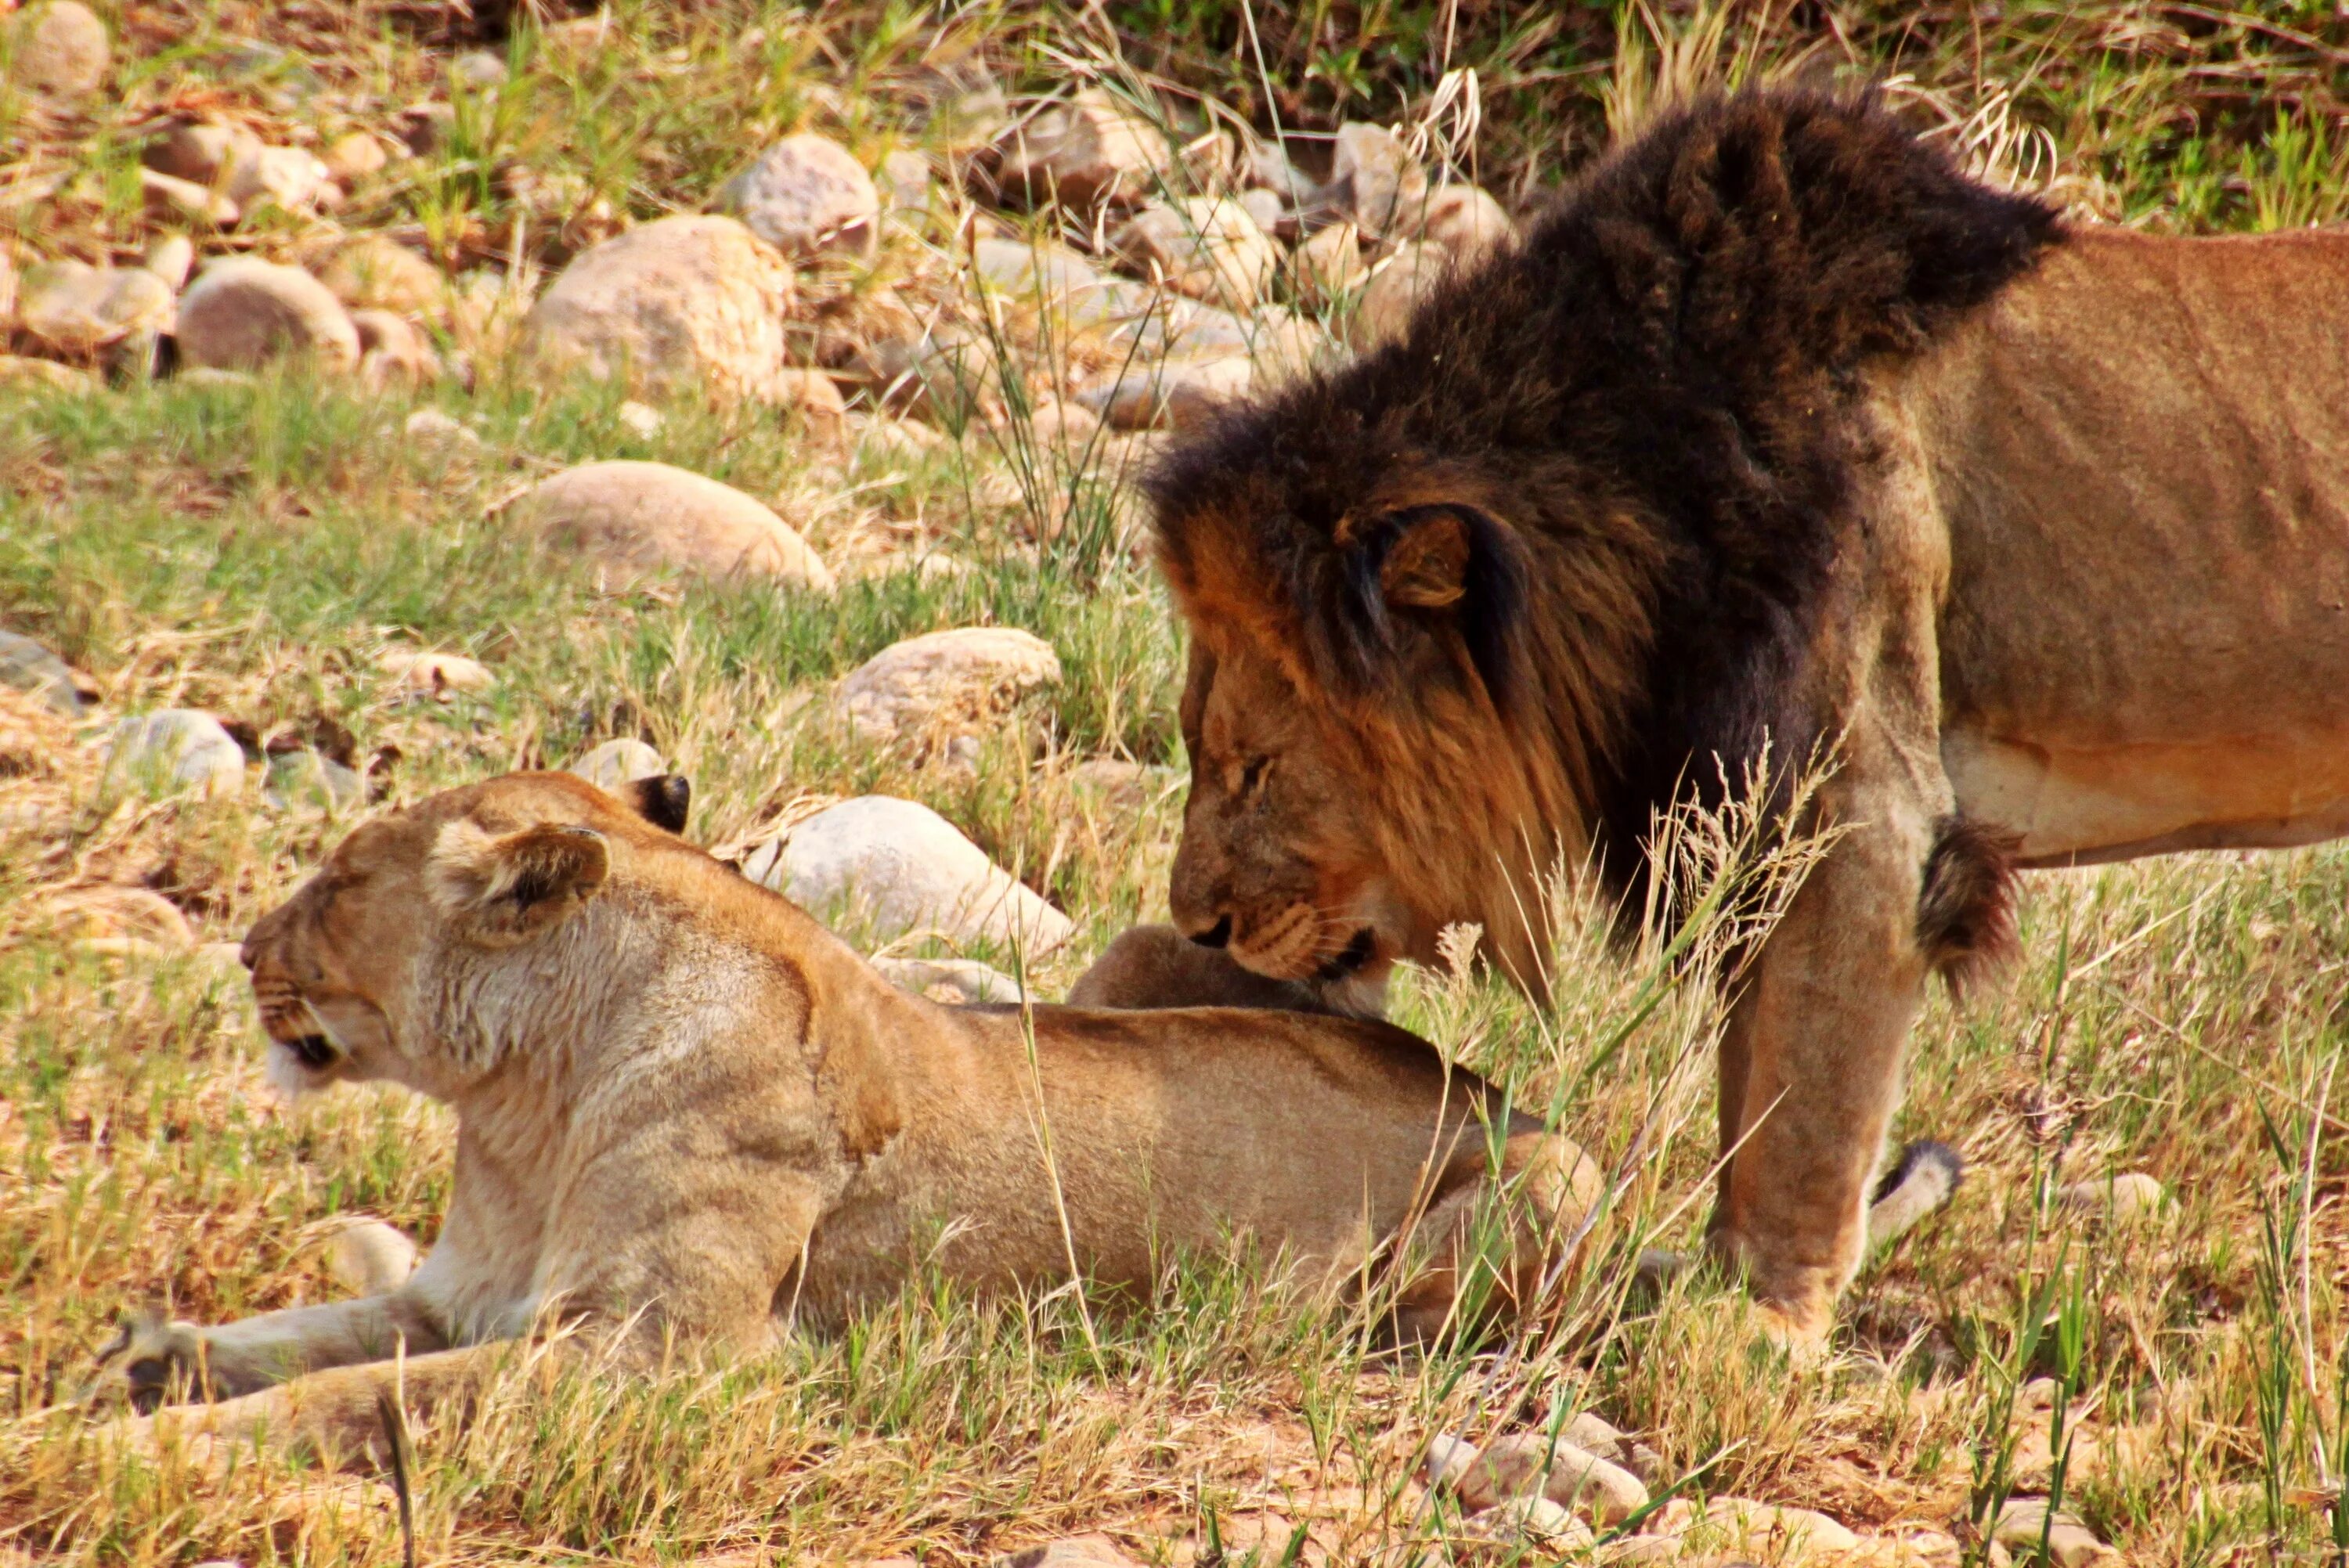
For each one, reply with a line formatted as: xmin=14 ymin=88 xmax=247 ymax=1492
xmin=623 ymin=773 xmax=691 ymax=834
xmin=1379 ymin=508 xmax=1471 ymax=609
xmin=428 ymin=820 xmax=609 ymax=944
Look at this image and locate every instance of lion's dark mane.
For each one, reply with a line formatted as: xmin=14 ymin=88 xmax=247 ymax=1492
xmin=1148 ymin=88 xmax=2061 ymax=896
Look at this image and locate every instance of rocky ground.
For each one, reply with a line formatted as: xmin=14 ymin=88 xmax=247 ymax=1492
xmin=4 ymin=2 xmax=2347 ymax=1566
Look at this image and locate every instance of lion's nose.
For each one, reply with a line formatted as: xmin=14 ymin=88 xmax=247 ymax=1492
xmin=1189 ymin=914 xmax=1233 ymax=950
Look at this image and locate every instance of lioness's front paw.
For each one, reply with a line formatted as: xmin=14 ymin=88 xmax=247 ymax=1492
xmin=91 ymin=1311 xmax=210 ymax=1412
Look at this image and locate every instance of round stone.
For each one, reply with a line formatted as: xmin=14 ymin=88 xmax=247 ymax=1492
xmin=176 ymin=258 xmax=360 ymax=373
xmin=518 ymin=460 xmax=834 ymax=589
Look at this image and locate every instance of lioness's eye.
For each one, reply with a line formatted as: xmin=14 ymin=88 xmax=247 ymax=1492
xmin=1240 ymin=756 xmax=1272 ymax=797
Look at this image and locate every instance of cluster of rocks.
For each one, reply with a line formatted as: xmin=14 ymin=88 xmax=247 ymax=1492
xmin=3 ymin=0 xmax=1514 ymax=463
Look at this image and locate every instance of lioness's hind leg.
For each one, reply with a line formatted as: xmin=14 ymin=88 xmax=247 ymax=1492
xmin=1387 ymin=1130 xmax=1603 ymax=1343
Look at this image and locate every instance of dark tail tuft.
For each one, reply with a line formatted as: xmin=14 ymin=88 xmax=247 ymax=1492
xmin=1917 ymin=816 xmax=2020 ymax=993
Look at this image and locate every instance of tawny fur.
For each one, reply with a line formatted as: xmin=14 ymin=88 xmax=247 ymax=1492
xmin=97 ymin=773 xmax=1600 ymax=1462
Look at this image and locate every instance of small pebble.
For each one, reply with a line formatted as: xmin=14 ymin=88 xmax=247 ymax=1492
xmin=2058 ymin=1171 xmax=2163 ymax=1221
xmin=377 ymin=647 xmax=494 ymax=697
xmin=615 ymin=399 xmax=664 ymax=438
xmin=568 ymin=737 xmax=666 ymax=791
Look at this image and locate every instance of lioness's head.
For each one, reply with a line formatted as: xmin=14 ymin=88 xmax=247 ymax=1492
xmin=240 ymin=771 xmax=691 ymax=1098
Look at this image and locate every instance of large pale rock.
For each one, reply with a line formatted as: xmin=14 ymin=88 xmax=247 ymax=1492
xmin=144 ymin=119 xmax=264 ymax=186
xmin=319 ymin=237 xmax=444 ymax=315
xmin=1457 ymin=1433 xmax=1649 ymax=1525
xmin=568 ymin=737 xmax=666 ymax=791
xmin=17 ymin=261 xmax=172 ymax=355
xmin=176 ymin=259 xmax=360 ymax=372
xmin=9 ymin=2 xmax=108 ymax=98
xmin=376 ymin=648 xmax=494 ymax=697
xmin=1294 ymin=221 xmax=1366 ymax=303
xmin=323 ymin=1220 xmax=418 ymax=1296
xmin=521 ymin=216 xmax=795 ymax=406
xmin=721 ymin=134 xmax=880 ymax=261
xmin=1078 ymin=354 xmax=1251 ymax=432
xmin=1114 ymin=196 xmax=1279 ymax=310
xmin=837 ymin=627 xmax=1061 ymax=742
xmin=105 ymin=711 xmax=246 ymax=798
xmin=519 ymin=460 xmax=834 ymax=589
xmin=139 ymin=168 xmax=238 ymax=227
xmin=265 ymin=749 xmax=363 ymax=810
xmin=1329 ymin=122 xmax=1427 ymax=239
xmin=226 ymin=145 xmax=332 ymax=214
xmin=1412 ymin=183 xmax=1515 ymax=261
xmin=872 ymin=955 xmax=1027 ymax=1006
xmin=2057 ymin=1171 xmax=2164 ymax=1222
xmin=0 ymin=355 xmax=96 ymax=392
xmin=743 ymin=796 xmax=1073 ymax=954
xmin=990 ymin=1537 xmax=1139 ymax=1568
xmin=997 ymin=88 xmax=1171 ymax=213
xmin=143 ymin=234 xmax=194 ymax=291
xmin=0 ymin=629 xmax=84 ymax=716
xmin=1351 ymin=241 xmax=1452 ymax=349
xmin=1687 ymin=1498 xmax=1858 ymax=1559
xmin=352 ymin=309 xmax=439 ymax=387
xmin=1993 ymin=1500 xmax=2116 ymax=1568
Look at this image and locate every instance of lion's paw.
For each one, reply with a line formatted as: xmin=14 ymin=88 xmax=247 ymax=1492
xmin=90 ymin=1311 xmax=209 ymax=1412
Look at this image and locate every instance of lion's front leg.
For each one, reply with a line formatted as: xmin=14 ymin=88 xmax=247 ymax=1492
xmin=1709 ymin=795 xmax=1938 ymax=1342
xmin=95 ymin=1292 xmax=449 ymax=1409
xmin=129 ymin=1340 xmax=521 ymax=1468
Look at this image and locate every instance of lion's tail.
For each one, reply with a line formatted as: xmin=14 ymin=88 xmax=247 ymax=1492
xmin=1865 ymin=1138 xmax=1964 ymax=1253
xmin=1917 ymin=816 xmax=2022 ymax=993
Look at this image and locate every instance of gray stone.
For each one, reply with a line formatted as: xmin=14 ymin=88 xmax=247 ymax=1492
xmin=852 ymin=324 xmax=1000 ymax=424
xmin=880 ymin=149 xmax=932 ymax=214
xmin=1113 ymin=196 xmax=1279 ymax=310
xmin=1351 ymin=240 xmax=1452 ymax=348
xmin=352 ymin=309 xmax=440 ymax=387
xmin=322 ymin=131 xmax=392 ymax=185
xmin=376 ymin=648 xmax=494 ymax=696
xmin=1238 ymin=186 xmax=1286 ymax=239
xmin=265 ymin=749 xmax=363 ymax=810
xmin=450 ymin=50 xmax=507 ymax=90
xmin=996 ymin=88 xmax=1171 ymax=213
xmin=522 ymin=215 xmax=796 ymax=406
xmin=1294 ymin=221 xmax=1366 ymax=304
xmin=720 ymin=134 xmax=880 ymax=261
xmin=176 ymin=259 xmax=359 ymax=372
xmin=1460 ymin=1433 xmax=1649 ymax=1525
xmin=1077 ymin=353 xmax=1251 ymax=432
xmin=139 ymin=168 xmax=238 ymax=227
xmin=1328 ymin=121 xmax=1427 ymax=239
xmin=319 ymin=237 xmax=444 ymax=315
xmin=2058 ymin=1170 xmax=2164 ymax=1222
xmin=105 ymin=710 xmax=246 ymax=798
xmin=1411 ymin=183 xmax=1515 ymax=261
xmin=836 ymin=627 xmax=1061 ymax=742
xmin=519 ymin=460 xmax=835 ymax=589
xmin=403 ymin=407 xmax=480 ymax=449
xmin=144 ymin=119 xmax=263 ymax=187
xmin=9 ymin=1 xmax=108 ymax=98
xmin=143 ymin=234 xmax=195 ymax=291
xmin=0 ymin=629 xmax=85 ymax=716
xmin=1462 ymin=1496 xmax=1589 ymax=1549
xmin=323 ymin=1220 xmax=417 ymax=1295
xmin=1243 ymin=137 xmax=1316 ymax=205
xmin=742 ymin=796 xmax=1073 ymax=954
xmin=568 ymin=737 xmax=666 ymax=791
xmin=17 ymin=261 xmax=174 ymax=356
xmin=225 ymin=144 xmax=331 ymax=214
xmin=871 ymin=955 xmax=1028 ymax=1006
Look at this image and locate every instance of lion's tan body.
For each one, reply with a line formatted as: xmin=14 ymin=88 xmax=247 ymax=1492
xmin=1697 ymin=224 xmax=2349 ymax=1332
xmin=1142 ymin=90 xmax=2349 ymax=1342
xmin=109 ymin=773 xmax=1594 ymax=1457
xmin=1925 ymin=227 xmax=2349 ymax=861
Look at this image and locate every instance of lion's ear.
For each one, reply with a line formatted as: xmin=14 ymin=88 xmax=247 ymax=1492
xmin=622 ymin=774 xmax=691 ymax=834
xmin=428 ymin=820 xmax=609 ymax=944
xmin=1379 ymin=508 xmax=1471 ymax=609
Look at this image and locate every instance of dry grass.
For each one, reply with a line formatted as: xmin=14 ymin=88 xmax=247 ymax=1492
xmin=5 ymin=2 xmax=2349 ymax=1565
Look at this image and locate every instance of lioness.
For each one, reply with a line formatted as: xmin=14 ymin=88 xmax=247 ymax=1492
xmin=1139 ymin=87 xmax=2349 ymax=1338
xmin=100 ymin=772 xmax=1597 ymax=1455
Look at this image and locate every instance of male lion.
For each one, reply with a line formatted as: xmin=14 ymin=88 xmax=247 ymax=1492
xmin=98 ymin=772 xmax=1597 ymax=1457
xmin=1140 ymin=87 xmax=2349 ymax=1339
